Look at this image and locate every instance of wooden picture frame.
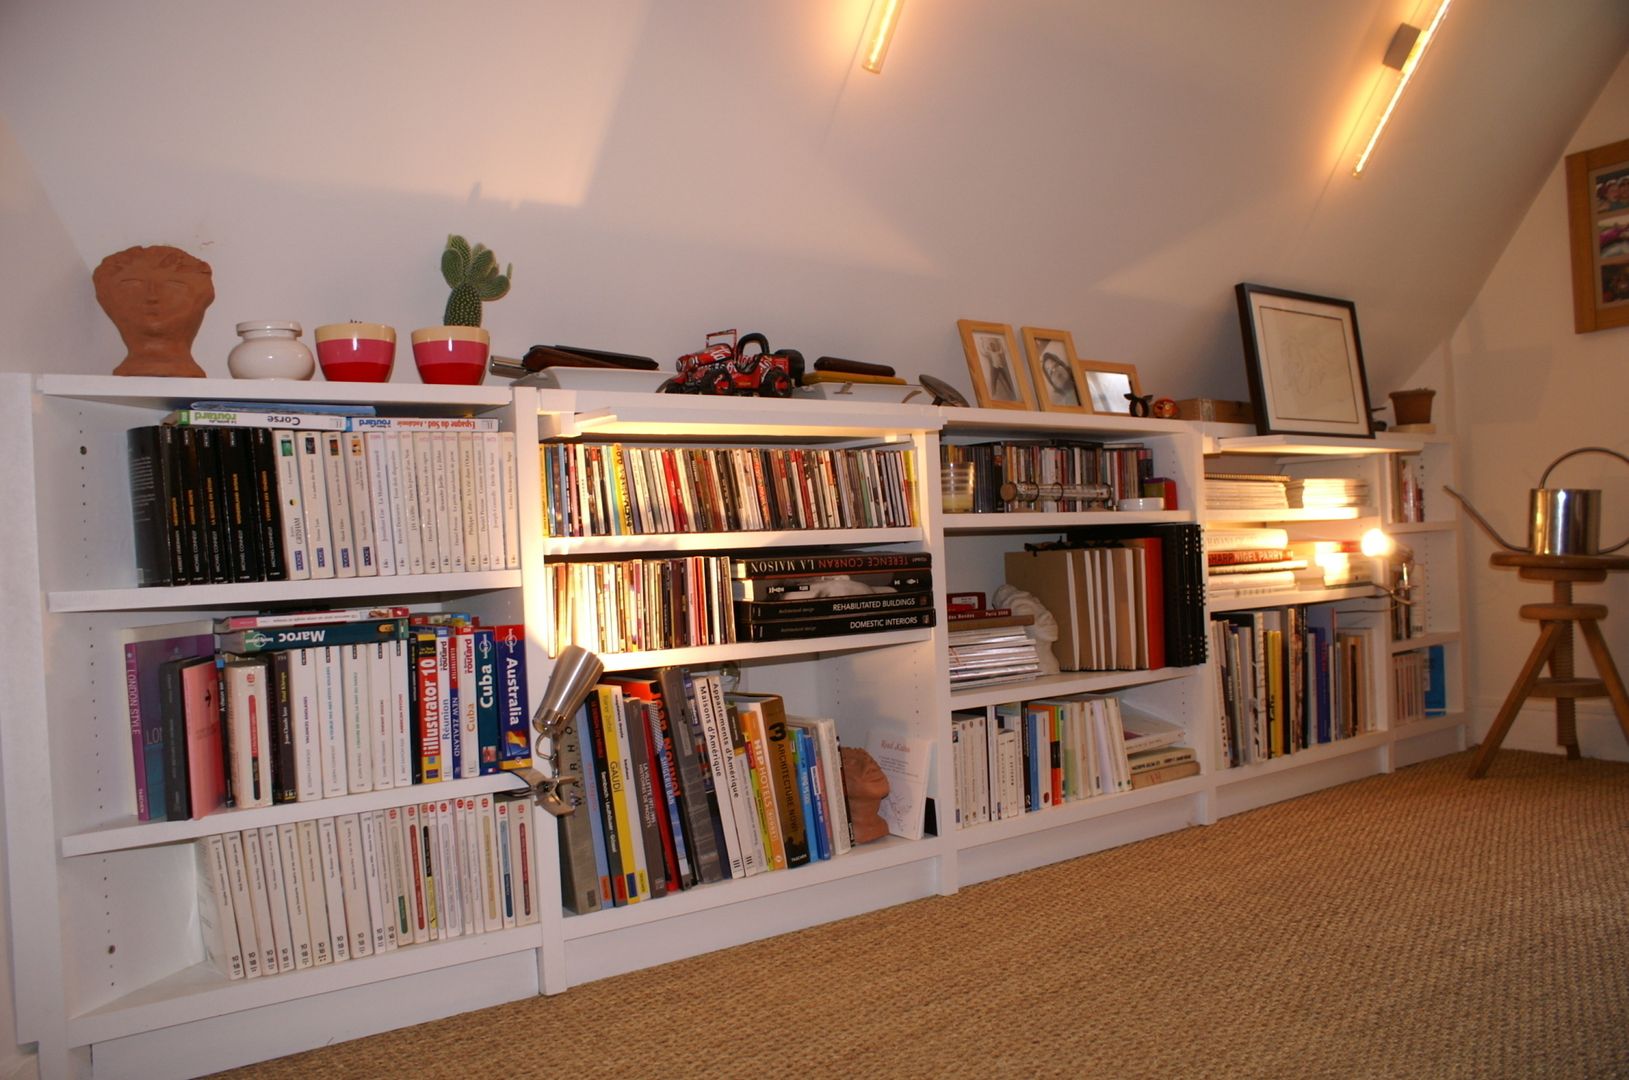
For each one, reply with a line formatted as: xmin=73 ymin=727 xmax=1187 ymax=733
xmin=1234 ymin=282 xmax=1374 ymax=438
xmin=957 ymin=320 xmax=1035 ymax=410
xmin=1074 ymin=359 xmax=1142 ymax=415
xmin=1565 ymin=137 xmax=1629 ymax=334
xmin=1020 ymin=327 xmax=1091 ymax=414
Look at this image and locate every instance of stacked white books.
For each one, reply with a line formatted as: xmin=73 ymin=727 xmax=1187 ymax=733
xmin=1204 ymin=472 xmax=1288 ymax=510
xmin=947 ymin=626 xmax=1040 ymax=688
xmin=1285 ymin=477 xmax=1369 ymax=510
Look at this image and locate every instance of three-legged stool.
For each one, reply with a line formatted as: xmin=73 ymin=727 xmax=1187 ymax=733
xmin=1469 ymin=552 xmax=1629 ymax=778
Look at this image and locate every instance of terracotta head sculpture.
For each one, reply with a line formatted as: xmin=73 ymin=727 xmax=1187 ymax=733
xmin=93 ymin=245 xmax=215 ymax=377
xmin=840 ymin=746 xmax=891 ymax=843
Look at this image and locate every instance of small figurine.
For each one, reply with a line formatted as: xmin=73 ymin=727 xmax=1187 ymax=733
xmin=1151 ymin=397 xmax=1179 ymax=419
xmin=840 ymin=746 xmax=891 ymax=843
xmin=1126 ymin=391 xmax=1154 ymax=417
xmin=93 ymin=245 xmax=215 ymax=378
xmin=993 ymin=584 xmax=1061 ymax=675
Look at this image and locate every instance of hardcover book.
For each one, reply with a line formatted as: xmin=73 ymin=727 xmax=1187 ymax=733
xmin=121 ymin=620 xmax=214 ymax=821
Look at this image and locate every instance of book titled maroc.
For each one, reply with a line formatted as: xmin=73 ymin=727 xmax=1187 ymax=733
xmin=731 ymin=550 xmax=932 ymax=579
xmin=735 ymin=608 xmax=936 ymax=642
xmin=216 ymin=619 xmax=405 ymax=655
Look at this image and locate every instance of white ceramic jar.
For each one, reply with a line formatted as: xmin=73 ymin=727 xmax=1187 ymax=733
xmin=228 ymin=321 xmax=315 ymax=379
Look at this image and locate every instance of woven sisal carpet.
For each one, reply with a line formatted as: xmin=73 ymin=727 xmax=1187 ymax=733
xmin=217 ymin=749 xmax=1629 ymax=1079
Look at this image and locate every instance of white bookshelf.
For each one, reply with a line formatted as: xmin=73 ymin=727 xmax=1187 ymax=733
xmin=0 ymin=380 xmax=1471 ymax=1076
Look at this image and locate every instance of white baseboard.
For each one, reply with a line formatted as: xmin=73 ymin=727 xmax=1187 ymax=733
xmin=1469 ymin=697 xmax=1629 ymax=762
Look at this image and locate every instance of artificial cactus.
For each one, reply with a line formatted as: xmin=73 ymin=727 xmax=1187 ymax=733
xmin=440 ymin=234 xmax=512 ymax=327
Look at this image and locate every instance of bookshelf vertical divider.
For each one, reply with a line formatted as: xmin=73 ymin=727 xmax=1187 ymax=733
xmin=1 ymin=379 xmax=1469 ymax=1077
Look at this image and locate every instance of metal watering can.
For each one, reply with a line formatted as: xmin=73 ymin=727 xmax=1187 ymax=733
xmin=1444 ymin=446 xmax=1629 ymax=556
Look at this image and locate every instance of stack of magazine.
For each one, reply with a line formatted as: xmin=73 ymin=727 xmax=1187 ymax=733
xmin=947 ymin=625 xmax=1040 ymax=689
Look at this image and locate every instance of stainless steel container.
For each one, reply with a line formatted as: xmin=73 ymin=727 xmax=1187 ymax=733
xmin=1530 ymin=487 xmax=1602 ymax=555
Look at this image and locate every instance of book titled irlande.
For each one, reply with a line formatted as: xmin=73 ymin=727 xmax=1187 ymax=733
xmin=734 ymin=609 xmax=935 ymax=642
xmin=731 ymin=550 xmax=932 ymax=579
xmin=216 ymin=620 xmax=405 ymax=654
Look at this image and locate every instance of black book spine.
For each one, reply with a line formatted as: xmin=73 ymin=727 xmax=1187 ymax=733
xmin=735 ymin=568 xmax=932 ymax=600
xmin=620 ymin=695 xmax=667 ymax=898
xmin=194 ymin=427 xmax=230 ymax=584
xmin=271 ymin=651 xmax=297 ymax=803
xmin=731 ymin=550 xmax=933 ymax=578
xmin=737 ymin=590 xmax=934 ymax=623
xmin=248 ymin=428 xmax=287 ymax=581
xmin=126 ymin=426 xmax=177 ymax=588
xmin=217 ymin=427 xmax=262 ymax=582
xmin=215 ymin=655 xmax=235 ymax=808
xmin=409 ymin=633 xmax=434 ymax=785
xmin=176 ymin=428 xmax=209 ymax=585
xmin=736 ymin=608 xmax=935 ymax=642
xmin=159 ymin=658 xmax=192 ymax=821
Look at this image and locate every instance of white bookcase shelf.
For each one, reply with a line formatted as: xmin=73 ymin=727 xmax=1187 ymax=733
xmin=0 ymin=378 xmax=1468 ymax=1077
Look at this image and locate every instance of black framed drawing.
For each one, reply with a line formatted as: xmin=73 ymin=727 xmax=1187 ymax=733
xmin=1234 ymin=283 xmax=1374 ymax=439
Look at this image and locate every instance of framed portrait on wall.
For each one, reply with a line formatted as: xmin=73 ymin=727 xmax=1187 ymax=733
xmin=1234 ymin=282 xmax=1374 ymax=438
xmin=1565 ymin=137 xmax=1629 ymax=334
xmin=957 ymin=320 xmax=1035 ymax=410
xmin=1020 ymin=327 xmax=1091 ymax=414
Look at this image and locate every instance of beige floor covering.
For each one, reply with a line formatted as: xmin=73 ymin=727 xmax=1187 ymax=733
xmin=216 ymin=749 xmax=1629 ymax=1079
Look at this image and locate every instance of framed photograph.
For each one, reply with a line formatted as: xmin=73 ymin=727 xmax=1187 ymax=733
xmin=1020 ymin=327 xmax=1091 ymax=414
xmin=1075 ymin=359 xmax=1142 ymax=415
xmin=957 ymin=320 xmax=1035 ymax=410
xmin=1234 ymin=283 xmax=1374 ymax=438
xmin=1565 ymin=137 xmax=1629 ymax=334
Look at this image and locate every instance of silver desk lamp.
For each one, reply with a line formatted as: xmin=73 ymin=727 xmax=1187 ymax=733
xmin=521 ymin=644 xmax=603 ymax=816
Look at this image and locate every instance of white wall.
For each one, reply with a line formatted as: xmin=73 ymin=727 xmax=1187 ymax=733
xmin=1449 ymin=49 xmax=1629 ymax=763
xmin=2 ymin=1 xmax=1625 ymax=402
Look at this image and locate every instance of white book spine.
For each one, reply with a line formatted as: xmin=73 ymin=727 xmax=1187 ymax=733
xmin=296 ymin=820 xmax=332 ymax=965
xmin=499 ymin=432 xmax=520 ymax=569
xmin=342 ymin=431 xmax=379 ymax=577
xmin=341 ymin=643 xmax=373 ymax=794
xmin=222 ymin=831 xmax=262 ymax=979
xmin=692 ymin=677 xmax=744 ymax=878
xmin=435 ymin=798 xmax=463 ymax=939
xmin=384 ymin=806 xmax=413 ymax=947
xmin=393 ymin=431 xmax=425 ymax=576
xmin=436 ymin=432 xmax=464 ymax=573
xmin=271 ymin=429 xmax=311 ymax=580
xmin=257 ymin=825 xmax=296 ymax=973
xmin=473 ymin=434 xmax=494 ymax=571
xmin=317 ymin=815 xmax=351 ymax=963
xmin=510 ymin=798 xmax=539 ymax=926
xmin=347 ymin=416 xmax=500 ymax=431
xmin=290 ymin=648 xmax=322 ymax=802
xmin=494 ymin=799 xmax=517 ymax=929
xmin=359 ymin=811 xmax=392 ymax=953
xmin=458 ymin=797 xmax=484 ymax=935
xmin=476 ymin=794 xmax=502 ymax=930
xmin=296 ymin=431 xmax=335 ymax=579
xmin=363 ymin=431 xmax=397 ymax=576
xmin=335 ymin=813 xmax=373 ymax=958
xmin=483 ymin=432 xmax=505 ymax=571
xmin=224 ymin=661 xmax=272 ymax=810
xmin=316 ymin=646 xmax=348 ymax=799
xmin=456 ymin=628 xmax=478 ymax=780
xmin=240 ymin=829 xmax=280 ymax=976
xmin=275 ymin=822 xmax=315 ymax=970
xmin=389 ymin=635 xmax=413 ymax=788
xmin=413 ymin=432 xmax=442 ymax=573
xmin=419 ymin=802 xmax=444 ymax=940
xmin=368 ymin=641 xmax=395 ymax=790
xmin=195 ymin=835 xmax=245 ymax=980
xmin=320 ymin=431 xmax=357 ymax=578
xmin=457 ymin=432 xmax=480 ymax=573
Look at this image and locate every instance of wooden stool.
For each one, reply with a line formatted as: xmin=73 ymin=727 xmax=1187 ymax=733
xmin=1469 ymin=552 xmax=1629 ymax=777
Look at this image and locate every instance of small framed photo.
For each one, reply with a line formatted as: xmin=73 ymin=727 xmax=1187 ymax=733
xmin=1020 ymin=327 xmax=1091 ymax=414
xmin=1234 ymin=283 xmax=1374 ymax=438
xmin=957 ymin=320 xmax=1035 ymax=410
xmin=1565 ymin=137 xmax=1629 ymax=333
xmin=1075 ymin=359 xmax=1142 ymax=415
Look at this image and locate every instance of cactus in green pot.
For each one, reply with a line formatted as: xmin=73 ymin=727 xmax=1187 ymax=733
xmin=440 ymin=234 xmax=511 ymax=327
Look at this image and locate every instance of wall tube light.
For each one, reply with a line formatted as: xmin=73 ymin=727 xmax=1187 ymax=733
xmin=1352 ymin=0 xmax=1452 ymax=177
xmin=861 ymin=0 xmax=905 ymax=74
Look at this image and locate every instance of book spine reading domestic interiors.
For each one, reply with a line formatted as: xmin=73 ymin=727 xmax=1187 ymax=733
xmin=0 ymin=377 xmax=1465 ymax=1077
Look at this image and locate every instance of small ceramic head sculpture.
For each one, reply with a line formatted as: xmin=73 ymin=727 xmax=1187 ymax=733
xmin=93 ymin=245 xmax=215 ymax=377
xmin=840 ymin=746 xmax=891 ymax=843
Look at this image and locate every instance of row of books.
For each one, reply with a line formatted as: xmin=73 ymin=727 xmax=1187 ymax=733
xmin=1004 ymin=542 xmax=1167 ymax=672
xmin=547 ymin=550 xmax=937 ymax=655
xmin=1391 ymin=454 xmax=1428 ymax=523
xmin=1209 ymin=602 xmax=1383 ymax=767
xmin=1393 ymin=644 xmax=1447 ymax=722
xmin=127 ymin=416 xmax=520 ymax=588
xmin=123 ymin=611 xmax=530 ymax=823
xmin=1203 ymin=472 xmax=1372 ymax=512
xmin=950 ymin=696 xmax=1195 ymax=825
xmin=194 ymin=795 xmax=539 ymax=981
xmin=940 ymin=439 xmax=1160 ymax=513
xmin=556 ymin=670 xmax=857 ymax=914
xmin=947 ymin=618 xmax=1040 ymax=689
xmin=541 ymin=443 xmax=918 ymax=537
xmin=1207 ymin=528 xmax=1377 ymax=600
